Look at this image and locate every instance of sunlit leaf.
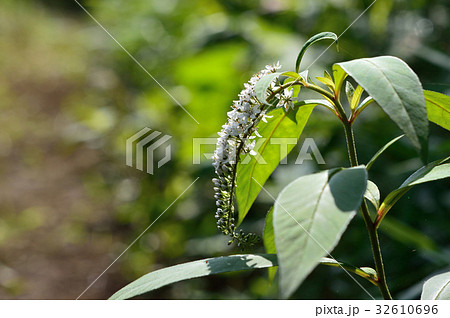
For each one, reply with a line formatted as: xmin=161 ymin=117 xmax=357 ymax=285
xmin=273 ymin=166 xmax=367 ymax=298
xmin=236 ymin=105 xmax=315 ymax=225
xmin=424 ymin=90 xmax=450 ymax=131
xmin=316 ymin=76 xmax=335 ymax=92
xmin=421 ymin=271 xmax=450 ymax=300
xmin=337 ymin=56 xmax=428 ymax=162
xmin=332 ymin=64 xmax=348 ymax=99
xmin=351 ymin=85 xmax=364 ymax=111
xmin=281 ymin=71 xmax=302 ymax=80
xmin=109 ymin=254 xmax=278 ymax=300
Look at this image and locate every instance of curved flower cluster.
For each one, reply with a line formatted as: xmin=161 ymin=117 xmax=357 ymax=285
xmin=213 ymin=62 xmax=294 ymax=248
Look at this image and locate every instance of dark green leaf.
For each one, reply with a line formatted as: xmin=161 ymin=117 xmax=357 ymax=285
xmin=421 ymin=271 xmax=450 ymax=300
xmin=236 ymin=105 xmax=315 ymax=225
xmin=109 ymin=254 xmax=278 ymax=300
xmin=296 ymin=32 xmax=338 ymax=73
xmin=424 ymin=90 xmax=450 ymax=131
xmin=337 ymin=56 xmax=428 ymax=162
xmin=273 ymin=166 xmax=367 ymax=298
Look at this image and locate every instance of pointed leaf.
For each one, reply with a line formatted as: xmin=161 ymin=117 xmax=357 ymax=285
xmin=366 ymin=135 xmax=404 ymax=170
xmin=364 ymin=180 xmax=380 ymax=210
xmin=273 ymin=166 xmax=368 ymax=298
xmin=296 ymin=32 xmax=338 ymax=73
xmin=376 ymin=156 xmax=450 ymax=227
xmin=424 ymin=90 xmax=450 ymax=131
xmin=109 ymin=254 xmax=278 ymax=300
xmin=332 ymin=64 xmax=348 ymax=99
xmin=281 ymin=71 xmax=302 ymax=80
xmin=421 ymin=271 xmax=450 ymax=300
xmin=351 ymin=85 xmax=364 ymax=111
xmin=337 ymin=56 xmax=428 ymax=161
xmin=255 ymin=72 xmax=281 ymax=105
xmin=316 ymin=76 xmax=335 ymax=92
xmin=353 ymin=96 xmax=375 ymax=120
xmin=236 ymin=105 xmax=315 ymax=225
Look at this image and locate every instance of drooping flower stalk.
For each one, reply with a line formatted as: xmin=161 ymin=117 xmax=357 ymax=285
xmin=212 ymin=62 xmax=295 ymax=248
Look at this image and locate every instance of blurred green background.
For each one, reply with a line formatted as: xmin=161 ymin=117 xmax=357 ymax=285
xmin=0 ymin=0 xmax=448 ymax=299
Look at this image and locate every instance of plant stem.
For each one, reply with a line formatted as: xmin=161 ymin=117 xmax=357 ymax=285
xmin=301 ymin=79 xmax=393 ymax=298
xmin=343 ymin=123 xmax=358 ymax=166
xmin=360 ymin=202 xmax=392 ymax=300
xmin=343 ymin=121 xmax=393 ymax=300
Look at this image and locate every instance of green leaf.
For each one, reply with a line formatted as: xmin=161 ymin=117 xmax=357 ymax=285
xmin=364 ymin=180 xmax=380 ymax=210
xmin=263 ymin=207 xmax=277 ymax=283
xmin=316 ymin=76 xmax=335 ymax=92
xmin=366 ymin=135 xmax=404 ymax=170
xmin=236 ymin=105 xmax=315 ymax=225
xmin=424 ymin=90 xmax=450 ymax=131
xmin=255 ymin=72 xmax=281 ymax=105
xmin=376 ymin=156 xmax=450 ymax=227
xmin=336 ymin=56 xmax=428 ymax=162
xmin=281 ymin=71 xmax=302 ymax=80
xmin=109 ymin=254 xmax=278 ymax=300
xmin=351 ymin=85 xmax=364 ymax=111
xmin=295 ymin=32 xmax=338 ymax=73
xmin=353 ymin=96 xmax=375 ymax=119
xmin=332 ymin=64 xmax=348 ymax=99
xmin=421 ymin=271 xmax=450 ymax=300
xmin=273 ymin=166 xmax=368 ymax=298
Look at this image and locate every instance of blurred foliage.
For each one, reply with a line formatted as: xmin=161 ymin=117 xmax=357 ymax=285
xmin=0 ymin=0 xmax=448 ymax=299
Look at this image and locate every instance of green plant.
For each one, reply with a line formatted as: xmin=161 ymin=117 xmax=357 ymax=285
xmin=110 ymin=32 xmax=450 ymax=300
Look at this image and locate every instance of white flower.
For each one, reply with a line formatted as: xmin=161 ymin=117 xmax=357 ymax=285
xmin=212 ymin=62 xmax=282 ymax=246
xmin=277 ymin=88 xmax=295 ymax=110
